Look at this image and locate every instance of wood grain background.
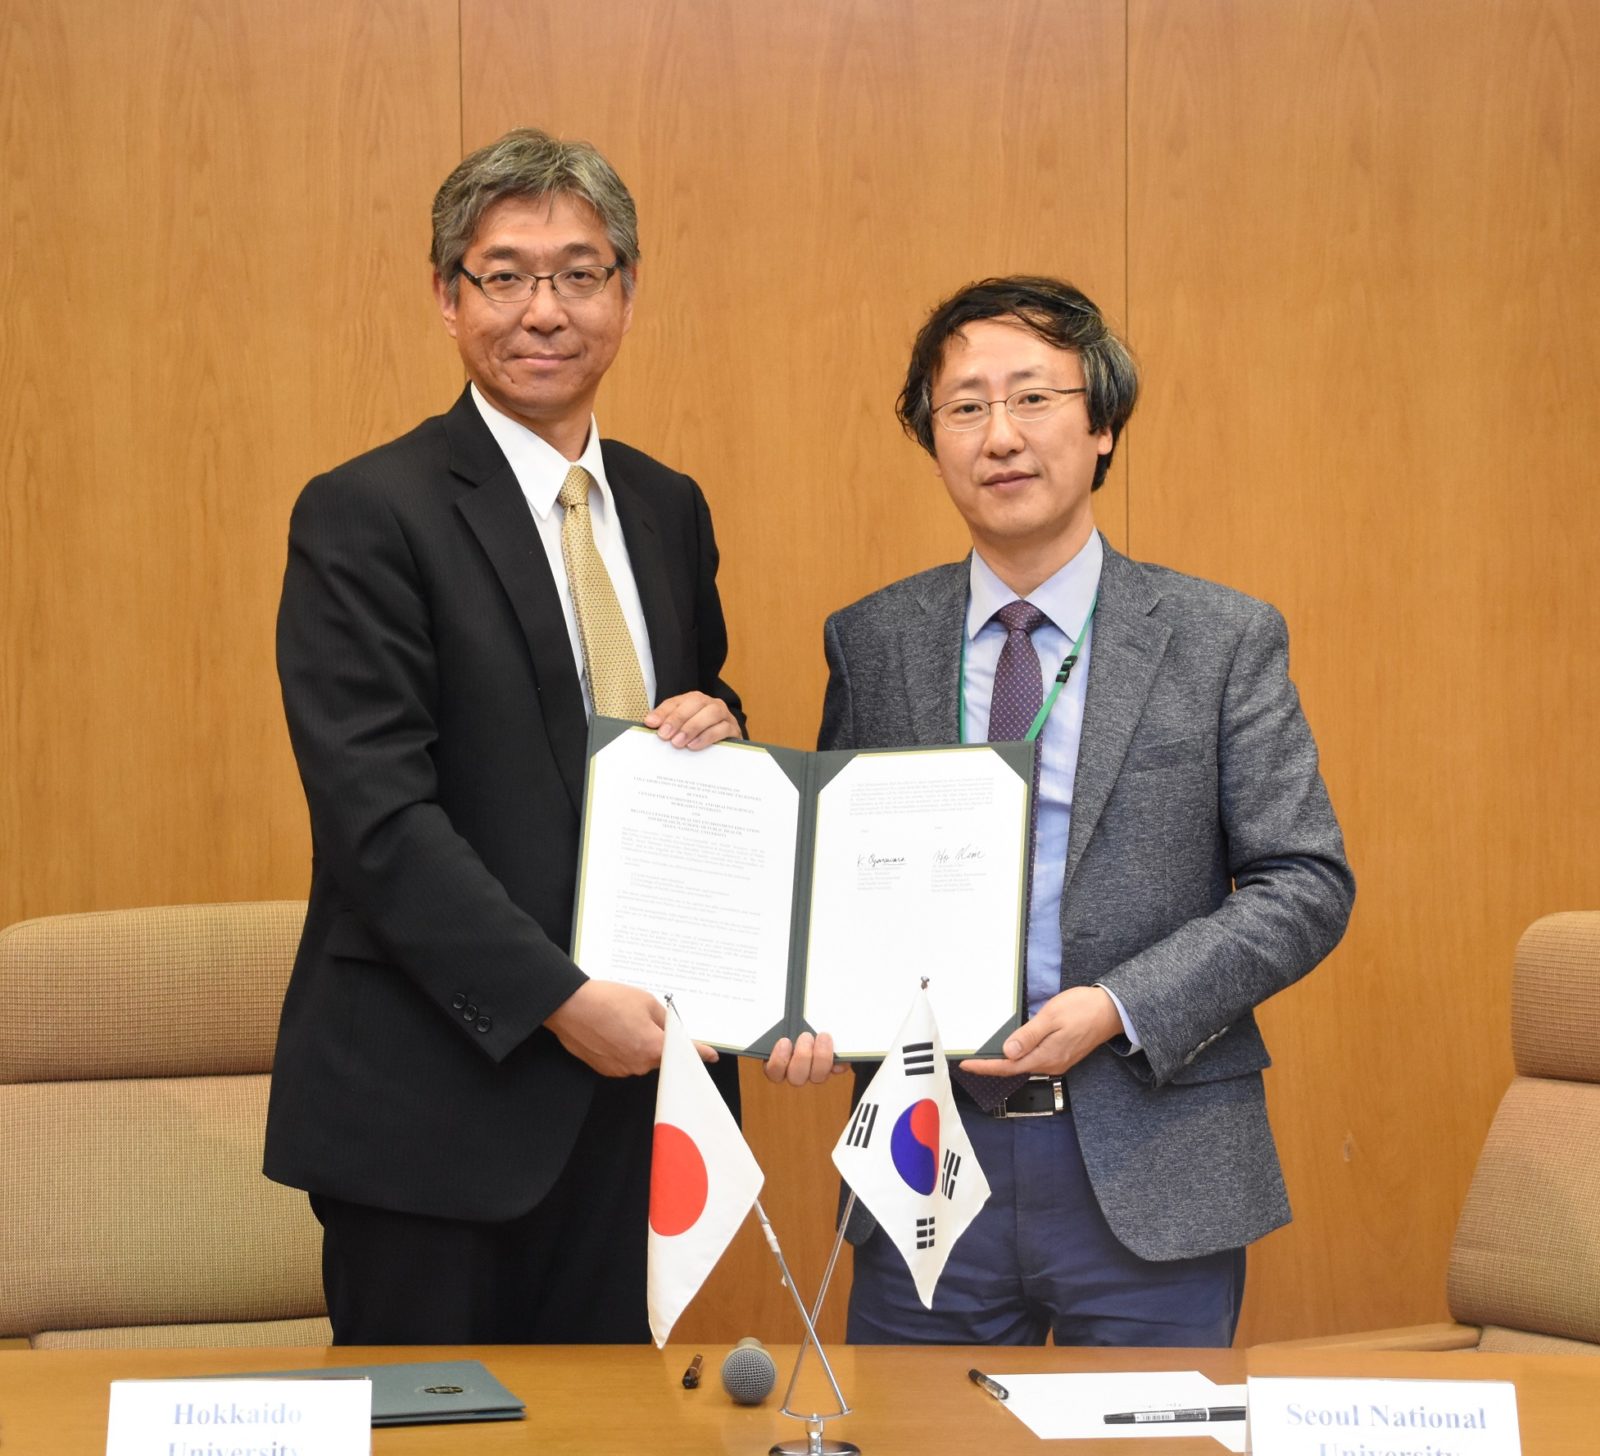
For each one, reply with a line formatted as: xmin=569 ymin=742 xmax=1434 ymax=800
xmin=4 ymin=0 xmax=1596 ymax=1345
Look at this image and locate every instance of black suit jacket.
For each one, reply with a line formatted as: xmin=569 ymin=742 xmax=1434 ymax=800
xmin=265 ymin=388 xmax=744 ymax=1221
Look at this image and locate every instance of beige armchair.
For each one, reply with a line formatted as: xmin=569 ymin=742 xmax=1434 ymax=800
xmin=1271 ymin=911 xmax=1600 ymax=1355
xmin=0 ymin=901 xmax=330 ymax=1348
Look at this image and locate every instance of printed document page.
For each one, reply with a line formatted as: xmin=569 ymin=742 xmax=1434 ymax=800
xmin=573 ymin=728 xmax=798 ymax=1050
xmin=805 ymin=746 xmax=1027 ymax=1057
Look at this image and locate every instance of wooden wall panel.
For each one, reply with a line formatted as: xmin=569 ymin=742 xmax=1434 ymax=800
xmin=9 ymin=0 xmax=1595 ymax=1357
xmin=0 ymin=0 xmax=461 ymax=930
xmin=1128 ymin=0 xmax=1600 ymax=1341
xmin=460 ymin=0 xmax=1127 ymax=1341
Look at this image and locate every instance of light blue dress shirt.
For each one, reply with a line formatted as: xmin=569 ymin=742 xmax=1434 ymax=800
xmin=961 ymin=532 xmax=1139 ymax=1046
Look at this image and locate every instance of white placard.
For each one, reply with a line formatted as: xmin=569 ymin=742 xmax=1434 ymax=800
xmin=1247 ymin=1376 xmax=1520 ymax=1456
xmin=107 ymin=1377 xmax=371 ymax=1456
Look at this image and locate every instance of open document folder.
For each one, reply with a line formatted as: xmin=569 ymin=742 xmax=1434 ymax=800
xmin=570 ymin=718 xmax=1034 ymax=1059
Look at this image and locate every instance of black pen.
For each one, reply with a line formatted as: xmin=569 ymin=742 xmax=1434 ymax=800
xmin=1104 ymin=1405 xmax=1246 ymax=1424
xmin=681 ymin=1353 xmax=703 ymax=1389
xmin=967 ymin=1368 xmax=1008 ymax=1402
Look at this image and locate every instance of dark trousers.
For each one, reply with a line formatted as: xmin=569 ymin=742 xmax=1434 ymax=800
xmin=312 ymin=1074 xmax=658 ymax=1345
xmin=848 ymin=1100 xmax=1247 ymax=1346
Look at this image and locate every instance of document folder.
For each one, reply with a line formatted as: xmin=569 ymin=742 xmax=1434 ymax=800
xmin=233 ymin=1359 xmax=525 ymax=1426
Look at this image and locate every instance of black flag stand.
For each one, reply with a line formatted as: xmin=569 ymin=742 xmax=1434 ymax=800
xmin=756 ymin=1193 xmax=860 ymax=1456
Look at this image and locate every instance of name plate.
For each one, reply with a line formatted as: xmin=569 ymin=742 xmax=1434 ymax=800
xmin=107 ymin=1377 xmax=372 ymax=1456
xmin=1246 ymin=1376 xmax=1520 ymax=1456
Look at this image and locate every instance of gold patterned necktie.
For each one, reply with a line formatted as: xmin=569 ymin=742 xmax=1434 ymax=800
xmin=557 ymin=465 xmax=650 ymax=719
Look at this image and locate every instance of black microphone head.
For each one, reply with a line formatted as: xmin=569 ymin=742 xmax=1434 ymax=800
xmin=720 ymin=1336 xmax=777 ymax=1405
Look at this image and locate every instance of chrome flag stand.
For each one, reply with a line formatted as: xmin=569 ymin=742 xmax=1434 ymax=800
xmin=756 ymin=1194 xmax=860 ymax=1456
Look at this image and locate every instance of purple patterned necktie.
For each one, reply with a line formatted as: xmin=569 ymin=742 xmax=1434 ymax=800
xmin=956 ymin=600 xmax=1047 ymax=1112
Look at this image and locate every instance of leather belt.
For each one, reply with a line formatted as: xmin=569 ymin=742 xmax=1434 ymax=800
xmin=984 ymin=1074 xmax=1068 ymax=1118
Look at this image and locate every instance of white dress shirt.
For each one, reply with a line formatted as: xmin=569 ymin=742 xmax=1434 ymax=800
xmin=470 ymin=384 xmax=657 ymax=715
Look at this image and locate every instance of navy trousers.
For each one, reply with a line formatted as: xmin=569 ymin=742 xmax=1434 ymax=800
xmin=847 ymin=1099 xmax=1246 ymax=1346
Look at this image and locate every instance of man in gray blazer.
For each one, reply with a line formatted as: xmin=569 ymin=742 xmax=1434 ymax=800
xmin=769 ymin=276 xmax=1354 ymax=1345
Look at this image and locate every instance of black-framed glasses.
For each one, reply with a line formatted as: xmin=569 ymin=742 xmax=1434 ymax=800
xmin=457 ymin=261 xmax=622 ymax=303
xmin=932 ymin=386 xmax=1088 ymax=432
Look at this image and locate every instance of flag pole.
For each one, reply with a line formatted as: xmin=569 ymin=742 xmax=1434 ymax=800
xmin=753 ymin=1197 xmax=861 ymax=1456
xmin=775 ymin=1189 xmax=856 ymax=1413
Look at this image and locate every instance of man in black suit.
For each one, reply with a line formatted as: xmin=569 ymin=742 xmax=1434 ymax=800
xmin=266 ymin=129 xmax=745 ymax=1344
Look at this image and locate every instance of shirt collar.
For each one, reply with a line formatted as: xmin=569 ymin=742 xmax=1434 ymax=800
xmin=469 ymin=383 xmax=612 ymax=522
xmin=966 ymin=530 xmax=1104 ymax=641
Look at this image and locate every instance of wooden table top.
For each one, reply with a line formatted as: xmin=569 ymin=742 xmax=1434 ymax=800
xmin=1 ymin=1341 xmax=1594 ymax=1454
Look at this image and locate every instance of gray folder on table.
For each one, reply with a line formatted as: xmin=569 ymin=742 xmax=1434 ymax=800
xmin=233 ymin=1358 xmax=525 ymax=1426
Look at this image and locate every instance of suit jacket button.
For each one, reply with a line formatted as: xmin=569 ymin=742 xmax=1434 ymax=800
xmin=463 ymin=1002 xmax=478 ymax=1020
xmin=451 ymin=994 xmax=467 ymax=1010
xmin=476 ymin=1016 xmax=492 ymax=1033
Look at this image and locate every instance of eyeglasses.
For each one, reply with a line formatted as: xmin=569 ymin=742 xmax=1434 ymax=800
xmin=932 ymin=386 xmax=1088 ymax=432
xmin=457 ymin=261 xmax=622 ymax=303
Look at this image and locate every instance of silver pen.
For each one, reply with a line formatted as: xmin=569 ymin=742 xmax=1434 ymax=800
xmin=967 ymin=1368 xmax=1009 ymax=1402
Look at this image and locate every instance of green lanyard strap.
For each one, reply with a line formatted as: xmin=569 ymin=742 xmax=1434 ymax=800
xmin=958 ymin=588 xmax=1100 ymax=745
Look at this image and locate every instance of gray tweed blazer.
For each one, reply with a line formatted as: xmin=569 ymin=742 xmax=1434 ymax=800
xmin=820 ymin=536 xmax=1354 ymax=1260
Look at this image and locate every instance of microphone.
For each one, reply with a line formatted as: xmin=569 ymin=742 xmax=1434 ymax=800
xmin=720 ymin=1337 xmax=777 ymax=1405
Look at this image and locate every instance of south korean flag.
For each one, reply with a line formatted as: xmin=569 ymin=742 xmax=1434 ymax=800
xmin=831 ymin=986 xmax=990 ymax=1308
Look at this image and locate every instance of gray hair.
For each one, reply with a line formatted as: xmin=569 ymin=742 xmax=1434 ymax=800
xmin=430 ymin=128 xmax=640 ymax=302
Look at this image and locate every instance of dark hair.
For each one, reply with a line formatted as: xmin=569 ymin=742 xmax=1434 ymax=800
xmin=896 ymin=276 xmax=1139 ymax=489
xmin=431 ymin=128 xmax=639 ymax=303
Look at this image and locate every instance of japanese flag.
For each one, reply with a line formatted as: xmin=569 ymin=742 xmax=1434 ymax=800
xmin=647 ymin=1008 xmax=765 ymax=1347
xmin=831 ymin=986 xmax=990 ymax=1308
